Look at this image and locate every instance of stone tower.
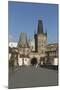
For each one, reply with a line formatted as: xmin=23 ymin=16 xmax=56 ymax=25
xmin=35 ymin=20 xmax=47 ymax=57
xmin=37 ymin=20 xmax=47 ymax=56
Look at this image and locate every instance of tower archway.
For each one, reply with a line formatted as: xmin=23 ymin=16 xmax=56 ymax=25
xmin=31 ymin=57 xmax=37 ymax=66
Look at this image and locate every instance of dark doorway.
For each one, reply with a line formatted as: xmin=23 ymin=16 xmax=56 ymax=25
xmin=31 ymin=57 xmax=37 ymax=66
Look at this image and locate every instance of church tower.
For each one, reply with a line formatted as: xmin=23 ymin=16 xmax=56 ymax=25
xmin=17 ymin=32 xmax=28 ymax=48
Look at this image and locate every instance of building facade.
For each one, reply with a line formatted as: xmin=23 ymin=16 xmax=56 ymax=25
xmin=46 ymin=43 xmax=58 ymax=65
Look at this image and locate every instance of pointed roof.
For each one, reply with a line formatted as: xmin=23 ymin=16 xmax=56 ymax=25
xmin=18 ymin=32 xmax=28 ymax=48
xmin=37 ymin=20 xmax=43 ymax=34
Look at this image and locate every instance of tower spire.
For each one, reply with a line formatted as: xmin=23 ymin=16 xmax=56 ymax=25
xmin=17 ymin=32 xmax=28 ymax=48
xmin=37 ymin=20 xmax=43 ymax=34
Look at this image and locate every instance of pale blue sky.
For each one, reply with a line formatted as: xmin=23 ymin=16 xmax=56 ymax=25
xmin=8 ymin=1 xmax=58 ymax=44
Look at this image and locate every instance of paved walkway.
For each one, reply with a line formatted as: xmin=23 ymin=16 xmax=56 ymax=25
xmin=9 ymin=66 xmax=58 ymax=89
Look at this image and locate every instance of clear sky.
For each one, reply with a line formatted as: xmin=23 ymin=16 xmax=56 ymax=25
xmin=8 ymin=1 xmax=58 ymax=44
